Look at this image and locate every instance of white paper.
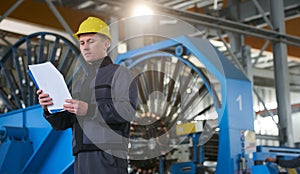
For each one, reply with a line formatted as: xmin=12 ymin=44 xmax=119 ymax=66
xmin=28 ymin=62 xmax=72 ymax=113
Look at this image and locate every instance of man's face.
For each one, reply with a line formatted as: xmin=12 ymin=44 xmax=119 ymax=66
xmin=79 ymin=33 xmax=110 ymax=63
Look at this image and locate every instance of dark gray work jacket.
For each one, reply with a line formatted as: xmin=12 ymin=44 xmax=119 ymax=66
xmin=43 ymin=56 xmax=138 ymax=155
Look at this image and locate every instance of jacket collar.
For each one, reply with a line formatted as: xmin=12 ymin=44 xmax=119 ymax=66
xmin=85 ymin=56 xmax=112 ymax=76
xmin=99 ymin=56 xmax=113 ymax=68
xmin=88 ymin=56 xmax=112 ymax=69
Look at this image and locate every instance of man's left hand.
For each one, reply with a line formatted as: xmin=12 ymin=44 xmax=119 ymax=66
xmin=64 ymin=99 xmax=88 ymax=116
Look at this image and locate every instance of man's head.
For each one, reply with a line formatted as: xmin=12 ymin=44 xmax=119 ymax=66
xmin=74 ymin=17 xmax=112 ymax=63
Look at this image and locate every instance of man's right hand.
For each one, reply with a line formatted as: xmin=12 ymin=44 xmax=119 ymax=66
xmin=37 ymin=89 xmax=53 ymax=111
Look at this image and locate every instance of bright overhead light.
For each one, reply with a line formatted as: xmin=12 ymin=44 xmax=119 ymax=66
xmin=132 ymin=4 xmax=153 ymax=17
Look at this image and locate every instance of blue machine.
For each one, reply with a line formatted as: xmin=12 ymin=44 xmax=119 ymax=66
xmin=0 ymin=32 xmax=290 ymax=173
xmin=116 ymin=36 xmax=255 ymax=173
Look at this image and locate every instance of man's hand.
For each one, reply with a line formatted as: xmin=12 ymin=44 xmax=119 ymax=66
xmin=37 ymin=89 xmax=52 ymax=111
xmin=64 ymin=99 xmax=88 ymax=116
xmin=265 ymin=157 xmax=277 ymax=163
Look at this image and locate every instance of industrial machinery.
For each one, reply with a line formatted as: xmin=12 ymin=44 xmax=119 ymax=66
xmin=114 ymin=36 xmax=255 ymax=173
xmin=0 ymin=32 xmax=296 ymax=173
xmin=0 ymin=32 xmax=82 ymax=173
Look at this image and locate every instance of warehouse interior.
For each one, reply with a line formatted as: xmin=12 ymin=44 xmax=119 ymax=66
xmin=0 ymin=0 xmax=300 ymax=173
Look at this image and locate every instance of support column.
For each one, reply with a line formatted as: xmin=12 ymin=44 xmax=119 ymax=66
xmin=270 ymin=1 xmax=294 ymax=147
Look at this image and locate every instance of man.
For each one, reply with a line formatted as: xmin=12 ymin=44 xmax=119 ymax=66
xmin=37 ymin=16 xmax=138 ymax=174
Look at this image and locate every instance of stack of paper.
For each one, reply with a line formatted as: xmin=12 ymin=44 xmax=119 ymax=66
xmin=28 ymin=62 xmax=72 ymax=113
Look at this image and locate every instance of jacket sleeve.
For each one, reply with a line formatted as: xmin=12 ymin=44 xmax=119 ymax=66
xmin=96 ymin=67 xmax=138 ymax=124
xmin=43 ymin=110 xmax=76 ymax=130
xmin=277 ymin=155 xmax=300 ymax=168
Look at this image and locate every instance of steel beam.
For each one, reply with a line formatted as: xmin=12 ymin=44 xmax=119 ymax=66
xmin=45 ymin=0 xmax=78 ymax=44
xmin=251 ymin=0 xmax=273 ymax=29
xmin=0 ymin=0 xmax=24 ymax=22
xmin=270 ymin=1 xmax=294 ymax=147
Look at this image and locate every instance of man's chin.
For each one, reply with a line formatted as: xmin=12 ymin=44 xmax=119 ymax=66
xmin=84 ymin=57 xmax=94 ymax=62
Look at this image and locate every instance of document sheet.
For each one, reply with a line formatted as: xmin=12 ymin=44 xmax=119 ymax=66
xmin=28 ymin=62 xmax=72 ymax=113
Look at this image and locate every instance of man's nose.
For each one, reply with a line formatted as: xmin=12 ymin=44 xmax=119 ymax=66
xmin=82 ymin=43 xmax=89 ymax=49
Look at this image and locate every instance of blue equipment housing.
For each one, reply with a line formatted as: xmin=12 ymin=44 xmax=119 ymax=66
xmin=0 ymin=105 xmax=74 ymax=173
xmin=115 ymin=36 xmax=255 ymax=173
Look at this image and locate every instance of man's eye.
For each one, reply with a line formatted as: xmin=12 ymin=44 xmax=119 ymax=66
xmin=88 ymin=39 xmax=95 ymax=43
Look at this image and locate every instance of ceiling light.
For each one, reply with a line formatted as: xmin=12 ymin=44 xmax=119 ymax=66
xmin=132 ymin=4 xmax=153 ymax=17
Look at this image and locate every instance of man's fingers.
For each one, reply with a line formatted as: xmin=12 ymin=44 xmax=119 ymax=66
xmin=39 ymin=95 xmax=51 ymax=102
xmin=36 ymin=89 xmax=42 ymax=95
xmin=63 ymin=103 xmax=73 ymax=109
xmin=65 ymin=99 xmax=73 ymax=103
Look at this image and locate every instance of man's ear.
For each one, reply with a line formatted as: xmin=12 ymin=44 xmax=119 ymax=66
xmin=105 ymin=40 xmax=111 ymax=50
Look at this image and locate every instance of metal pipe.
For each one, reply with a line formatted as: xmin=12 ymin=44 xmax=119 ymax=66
xmin=25 ymin=38 xmax=33 ymax=105
xmin=251 ymin=0 xmax=274 ymax=30
xmin=0 ymin=88 xmax=13 ymax=111
xmin=253 ymin=89 xmax=279 ymax=126
xmin=0 ymin=0 xmax=24 ymax=22
xmin=13 ymin=52 xmax=26 ymax=108
xmin=45 ymin=0 xmax=78 ymax=44
xmin=252 ymin=40 xmax=270 ymax=66
xmin=37 ymin=35 xmax=45 ymax=63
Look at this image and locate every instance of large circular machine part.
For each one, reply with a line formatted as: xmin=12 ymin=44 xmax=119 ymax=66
xmin=115 ymin=36 xmax=254 ymax=174
xmin=115 ymin=37 xmax=223 ymax=170
xmin=0 ymin=32 xmax=85 ymax=113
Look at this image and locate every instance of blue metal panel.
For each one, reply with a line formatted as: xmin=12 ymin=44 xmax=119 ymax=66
xmin=0 ymin=139 xmax=33 ymax=173
xmin=252 ymin=165 xmax=272 ymax=174
xmin=0 ymin=109 xmax=25 ymax=127
xmin=0 ymin=105 xmax=74 ymax=173
xmin=216 ymin=78 xmax=254 ymax=173
xmin=22 ymin=129 xmax=73 ymax=174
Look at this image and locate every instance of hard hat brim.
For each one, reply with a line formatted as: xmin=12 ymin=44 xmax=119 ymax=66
xmin=73 ymin=32 xmax=112 ymax=41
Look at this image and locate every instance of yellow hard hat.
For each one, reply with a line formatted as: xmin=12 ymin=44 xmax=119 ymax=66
xmin=73 ymin=16 xmax=112 ymax=41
